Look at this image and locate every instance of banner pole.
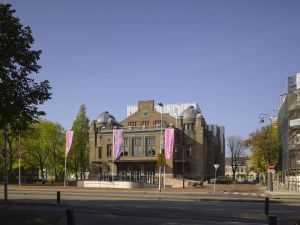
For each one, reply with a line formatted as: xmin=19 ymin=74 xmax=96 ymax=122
xmin=18 ymin=134 xmax=21 ymax=187
xmin=18 ymin=158 xmax=21 ymax=187
xmin=64 ymin=131 xmax=73 ymax=187
xmin=164 ymin=166 xmax=166 ymax=189
xmin=112 ymin=130 xmax=114 ymax=188
xmin=64 ymin=155 xmax=66 ymax=187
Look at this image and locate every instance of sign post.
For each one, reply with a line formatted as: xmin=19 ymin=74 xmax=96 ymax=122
xmin=267 ymin=163 xmax=275 ymax=192
xmin=268 ymin=163 xmax=275 ymax=174
xmin=214 ymin=164 xmax=219 ymax=193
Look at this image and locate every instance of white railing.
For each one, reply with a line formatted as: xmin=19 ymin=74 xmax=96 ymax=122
xmin=274 ymin=174 xmax=300 ymax=192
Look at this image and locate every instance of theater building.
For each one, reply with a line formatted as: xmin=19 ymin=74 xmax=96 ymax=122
xmin=89 ymin=100 xmax=225 ymax=180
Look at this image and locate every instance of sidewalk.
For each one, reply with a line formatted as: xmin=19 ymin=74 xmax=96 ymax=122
xmin=259 ymin=184 xmax=300 ymax=200
xmin=4 ymin=183 xmax=232 ymax=193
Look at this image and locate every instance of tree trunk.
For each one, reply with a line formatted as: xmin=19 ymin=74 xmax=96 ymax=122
xmin=40 ymin=163 xmax=45 ymax=182
xmin=75 ymin=161 xmax=79 ymax=181
xmin=7 ymin=138 xmax=13 ymax=172
xmin=80 ymin=147 xmax=84 ymax=180
xmin=54 ymin=166 xmax=57 ymax=181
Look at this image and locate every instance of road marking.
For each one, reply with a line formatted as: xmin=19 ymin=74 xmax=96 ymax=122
xmin=272 ymin=210 xmax=296 ymax=213
xmin=166 ymin=207 xmax=185 ymax=210
xmin=222 ymin=191 xmax=266 ymax=197
xmin=245 ymin=210 xmax=263 ymax=212
xmin=206 ymin=208 xmax=224 ymax=211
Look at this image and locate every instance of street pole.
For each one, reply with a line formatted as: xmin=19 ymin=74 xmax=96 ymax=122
xmin=259 ymin=113 xmax=274 ymax=192
xmin=3 ymin=126 xmax=8 ymax=201
xmin=214 ymin=164 xmax=219 ymax=193
xmin=158 ymin=102 xmax=163 ymax=192
xmin=182 ymin=147 xmax=185 ymax=188
xmin=18 ymin=134 xmax=21 ymax=187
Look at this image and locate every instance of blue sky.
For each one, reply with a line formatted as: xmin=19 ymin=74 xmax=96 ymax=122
xmin=4 ymin=0 xmax=300 ymax=146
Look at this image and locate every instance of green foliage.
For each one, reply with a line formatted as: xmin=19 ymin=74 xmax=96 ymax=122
xmin=21 ymin=120 xmax=65 ymax=181
xmin=44 ymin=122 xmax=65 ymax=181
xmin=68 ymin=105 xmax=90 ymax=180
xmin=0 ymin=4 xmax=51 ymax=131
xmin=246 ymin=123 xmax=280 ymax=174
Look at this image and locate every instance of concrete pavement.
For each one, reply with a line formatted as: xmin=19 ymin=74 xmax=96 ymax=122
xmin=0 ymin=183 xmax=299 ymax=225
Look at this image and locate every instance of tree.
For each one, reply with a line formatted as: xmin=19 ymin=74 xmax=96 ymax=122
xmin=68 ymin=105 xmax=90 ymax=180
xmin=0 ymin=4 xmax=52 ymax=130
xmin=0 ymin=4 xmax=51 ymax=199
xmin=22 ymin=120 xmax=65 ymax=182
xmin=43 ymin=122 xmax=65 ymax=181
xmin=227 ymin=135 xmax=246 ymax=180
xmin=245 ymin=123 xmax=280 ymax=174
xmin=22 ymin=122 xmax=49 ymax=181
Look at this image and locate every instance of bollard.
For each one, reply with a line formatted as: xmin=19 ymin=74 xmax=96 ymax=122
xmin=269 ymin=215 xmax=277 ymax=225
xmin=66 ymin=209 xmax=75 ymax=225
xmin=57 ymin=191 xmax=60 ymax=204
xmin=265 ymin=197 xmax=269 ymax=215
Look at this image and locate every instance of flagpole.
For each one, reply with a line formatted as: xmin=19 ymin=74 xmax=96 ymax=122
xmin=64 ymin=131 xmax=73 ymax=187
xmin=18 ymin=158 xmax=21 ymax=187
xmin=64 ymin=154 xmax=67 ymax=187
xmin=112 ymin=129 xmax=114 ymax=188
xmin=18 ymin=134 xmax=21 ymax=187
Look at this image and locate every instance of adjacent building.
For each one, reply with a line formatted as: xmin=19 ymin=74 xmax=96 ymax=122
xmin=89 ymin=100 xmax=225 ymax=180
xmin=278 ymin=73 xmax=300 ymax=176
xmin=225 ymin=157 xmax=257 ymax=182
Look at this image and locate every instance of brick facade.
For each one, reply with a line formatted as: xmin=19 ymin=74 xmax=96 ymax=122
xmin=89 ymin=100 xmax=225 ymax=180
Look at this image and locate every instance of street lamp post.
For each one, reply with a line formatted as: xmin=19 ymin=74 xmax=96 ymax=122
xmin=182 ymin=147 xmax=185 ymax=189
xmin=259 ymin=113 xmax=274 ymax=192
xmin=214 ymin=164 xmax=219 ymax=192
xmin=3 ymin=126 xmax=8 ymax=201
xmin=158 ymin=102 xmax=163 ymax=192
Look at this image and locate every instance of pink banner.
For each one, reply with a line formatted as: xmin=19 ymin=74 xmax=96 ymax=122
xmin=113 ymin=129 xmax=123 ymax=160
xmin=65 ymin=131 xmax=74 ymax=157
xmin=165 ymin=128 xmax=174 ymax=160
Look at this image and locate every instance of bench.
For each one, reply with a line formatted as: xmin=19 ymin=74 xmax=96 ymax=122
xmin=188 ymin=180 xmax=203 ymax=188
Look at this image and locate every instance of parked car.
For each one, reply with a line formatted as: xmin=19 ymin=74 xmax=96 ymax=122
xmin=210 ymin=176 xmax=232 ymax=184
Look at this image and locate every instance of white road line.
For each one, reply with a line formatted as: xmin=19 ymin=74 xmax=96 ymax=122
xmin=272 ymin=210 xmax=297 ymax=213
xmin=206 ymin=208 xmax=225 ymax=211
xmin=244 ymin=210 xmax=264 ymax=213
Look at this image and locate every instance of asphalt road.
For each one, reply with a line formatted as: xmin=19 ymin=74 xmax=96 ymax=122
xmin=0 ymin=186 xmax=299 ymax=225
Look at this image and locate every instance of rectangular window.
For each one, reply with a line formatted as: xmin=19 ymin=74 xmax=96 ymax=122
xmin=186 ymin=146 xmax=192 ymax=157
xmin=145 ymin=137 xmax=156 ymax=156
xmin=98 ymin=147 xmax=102 ymax=159
xmin=184 ymin=124 xmax=188 ymax=131
xmin=132 ymin=137 xmax=143 ymax=156
xmin=128 ymin=121 xmax=137 ymax=126
xmin=153 ymin=120 xmax=161 ymax=126
xmin=191 ymin=124 xmax=195 ymax=131
xmin=141 ymin=121 xmax=149 ymax=126
xmin=121 ymin=138 xmax=129 ymax=156
xmin=143 ymin=110 xmax=149 ymax=117
xmin=107 ymin=144 xmax=112 ymax=157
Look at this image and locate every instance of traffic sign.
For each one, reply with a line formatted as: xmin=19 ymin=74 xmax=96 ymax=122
xmin=268 ymin=163 xmax=276 ymax=170
xmin=268 ymin=168 xmax=275 ymax=173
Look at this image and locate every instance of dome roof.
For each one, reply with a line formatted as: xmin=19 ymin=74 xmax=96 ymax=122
xmin=96 ymin=111 xmax=116 ymax=123
xmin=181 ymin=106 xmax=200 ymax=119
